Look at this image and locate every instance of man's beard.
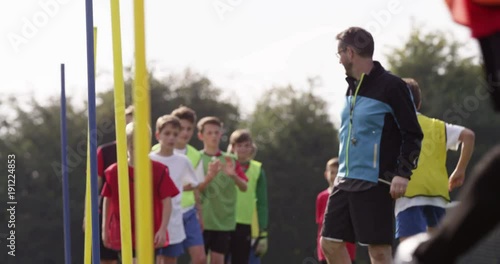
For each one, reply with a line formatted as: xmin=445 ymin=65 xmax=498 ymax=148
xmin=344 ymin=61 xmax=354 ymax=77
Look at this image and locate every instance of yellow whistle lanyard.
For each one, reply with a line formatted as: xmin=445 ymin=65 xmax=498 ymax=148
xmin=350 ymin=73 xmax=365 ymax=125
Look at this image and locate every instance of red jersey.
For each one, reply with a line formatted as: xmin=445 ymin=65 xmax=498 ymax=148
xmin=446 ymin=0 xmax=500 ymax=38
xmin=101 ymin=160 xmax=179 ymax=250
xmin=316 ymin=189 xmax=356 ymax=261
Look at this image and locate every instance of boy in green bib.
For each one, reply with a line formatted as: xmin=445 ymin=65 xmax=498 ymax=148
xmin=196 ymin=116 xmax=248 ymax=264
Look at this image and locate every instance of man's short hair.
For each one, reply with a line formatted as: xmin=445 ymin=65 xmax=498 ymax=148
xmin=171 ymin=106 xmax=197 ymax=124
xmin=336 ymin=27 xmax=374 ymax=58
xmin=156 ymin=115 xmax=181 ymax=133
xmin=403 ymin=78 xmax=421 ymax=108
xmin=326 ymin=157 xmax=339 ymax=170
xmin=229 ymin=129 xmax=253 ymax=145
xmin=197 ymin=116 xmax=223 ymax=133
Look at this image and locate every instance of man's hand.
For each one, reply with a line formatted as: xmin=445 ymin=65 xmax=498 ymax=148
xmin=154 ymin=227 xmax=168 ymax=248
xmin=390 ymin=176 xmax=409 ymax=199
xmin=449 ymin=169 xmax=465 ymax=191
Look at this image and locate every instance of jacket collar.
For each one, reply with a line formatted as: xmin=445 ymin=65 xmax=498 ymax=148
xmin=345 ymin=61 xmax=385 ymax=87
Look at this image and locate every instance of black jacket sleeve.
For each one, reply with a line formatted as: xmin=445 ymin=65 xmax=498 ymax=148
xmin=387 ymin=78 xmax=423 ymax=179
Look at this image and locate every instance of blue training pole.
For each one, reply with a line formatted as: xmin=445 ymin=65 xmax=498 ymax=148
xmin=84 ymin=0 xmax=100 ymax=263
xmin=60 ymin=63 xmax=72 ymax=264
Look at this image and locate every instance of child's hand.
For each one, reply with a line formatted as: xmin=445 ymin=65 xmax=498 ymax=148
xmin=196 ymin=210 xmax=204 ymax=231
xmin=449 ymin=169 xmax=465 ymax=191
xmin=154 ymin=228 xmax=168 ymax=248
xmin=207 ymin=160 xmax=221 ymax=178
xmin=222 ymin=156 xmax=236 ymax=177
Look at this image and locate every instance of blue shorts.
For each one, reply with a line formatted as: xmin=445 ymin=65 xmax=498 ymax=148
xmin=157 ymin=242 xmax=184 ymax=257
xmin=395 ymin=205 xmax=446 ymax=239
xmin=182 ymin=208 xmax=204 ymax=249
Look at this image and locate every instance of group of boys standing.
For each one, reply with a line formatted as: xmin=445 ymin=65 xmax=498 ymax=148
xmin=86 ymin=106 xmax=268 ymax=264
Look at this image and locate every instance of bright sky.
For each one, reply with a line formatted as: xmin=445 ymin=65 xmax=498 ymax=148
xmin=1 ymin=0 xmax=477 ymax=126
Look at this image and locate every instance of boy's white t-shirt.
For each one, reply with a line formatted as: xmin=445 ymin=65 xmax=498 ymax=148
xmin=395 ymin=123 xmax=465 ymax=216
xmin=149 ymin=152 xmax=199 ymax=244
xmin=174 ymin=147 xmax=206 ymax=214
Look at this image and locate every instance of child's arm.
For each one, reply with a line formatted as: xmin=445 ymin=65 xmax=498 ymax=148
xmin=254 ymin=169 xmax=269 ymax=256
xmin=256 ymin=169 xmax=269 ymax=231
xmin=100 ymin=169 xmax=114 ymax=247
xmin=183 ymin=184 xmax=195 ymax=191
xmin=182 ymin=158 xmax=200 ymax=191
xmin=154 ymin=197 xmax=172 ymax=248
xmin=194 ymin=188 xmax=203 ymax=229
xmin=154 ymin=165 xmax=179 ymax=248
xmin=223 ymin=156 xmax=248 ymax=191
xmin=101 ymin=197 xmax=109 ymax=247
xmin=449 ymin=127 xmax=475 ymax=191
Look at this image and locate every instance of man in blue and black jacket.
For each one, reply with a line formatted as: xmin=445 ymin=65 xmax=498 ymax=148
xmin=321 ymin=27 xmax=423 ymax=264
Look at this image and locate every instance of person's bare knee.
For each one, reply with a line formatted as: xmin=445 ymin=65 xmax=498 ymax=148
xmin=368 ymin=244 xmax=392 ymax=264
xmin=321 ymin=237 xmax=344 ymax=255
xmin=210 ymin=251 xmax=224 ymax=264
xmin=188 ymin=245 xmax=206 ymax=264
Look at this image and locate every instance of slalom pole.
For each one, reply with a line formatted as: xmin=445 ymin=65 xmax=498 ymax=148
xmin=133 ymin=0 xmax=154 ymax=262
xmin=110 ymin=0 xmax=133 ymax=262
xmin=59 ymin=63 xmax=72 ymax=264
xmin=84 ymin=0 xmax=100 ymax=262
xmin=83 ymin=26 xmax=98 ymax=264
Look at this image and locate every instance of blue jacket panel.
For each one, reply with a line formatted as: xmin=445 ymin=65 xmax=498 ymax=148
xmin=337 ymin=61 xmax=423 ymax=183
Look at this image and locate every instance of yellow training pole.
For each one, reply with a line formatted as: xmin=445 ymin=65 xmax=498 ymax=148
xmin=84 ymin=150 xmax=92 ymax=264
xmin=133 ymin=0 xmax=154 ymax=263
xmin=110 ymin=0 xmax=133 ymax=262
xmin=83 ymin=27 xmax=97 ymax=264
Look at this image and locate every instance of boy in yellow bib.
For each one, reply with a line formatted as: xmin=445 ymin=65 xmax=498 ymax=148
xmin=395 ymin=78 xmax=475 ymax=242
xmin=226 ymin=129 xmax=269 ymax=264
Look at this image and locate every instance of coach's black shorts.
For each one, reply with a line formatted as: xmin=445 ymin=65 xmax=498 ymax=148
xmin=204 ymin=230 xmax=231 ymax=254
xmin=321 ymin=183 xmax=394 ymax=245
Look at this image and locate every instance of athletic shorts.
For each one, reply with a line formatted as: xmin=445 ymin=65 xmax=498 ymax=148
xmin=228 ymin=224 xmax=251 ymax=264
xmin=157 ymin=242 xmax=185 ymax=257
xmin=321 ymin=183 xmax=394 ymax=245
xmin=395 ymin=205 xmax=446 ymax=239
xmin=203 ymin=230 xmax=231 ymax=254
xmin=182 ymin=208 xmax=205 ymax=249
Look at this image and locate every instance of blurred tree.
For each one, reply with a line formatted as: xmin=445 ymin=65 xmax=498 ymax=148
xmin=97 ymin=69 xmax=240 ymax=150
xmin=246 ymin=84 xmax=339 ymax=263
xmin=0 ymin=96 xmax=87 ymax=264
